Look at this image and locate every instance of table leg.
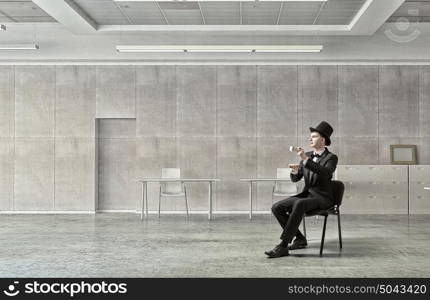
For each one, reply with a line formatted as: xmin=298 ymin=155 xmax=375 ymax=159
xmin=145 ymin=182 xmax=148 ymax=217
xmin=208 ymin=181 xmax=213 ymax=220
xmin=141 ymin=182 xmax=145 ymax=221
xmin=249 ymin=181 xmax=253 ymax=220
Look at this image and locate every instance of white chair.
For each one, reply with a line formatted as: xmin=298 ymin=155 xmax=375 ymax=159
xmin=159 ymin=168 xmax=188 ymax=218
xmin=271 ymin=168 xmax=299 ymax=204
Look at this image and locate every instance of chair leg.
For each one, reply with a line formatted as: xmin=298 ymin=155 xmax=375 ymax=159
xmin=158 ymin=185 xmax=162 ymax=218
xmin=184 ymin=185 xmax=189 ymax=218
xmin=320 ymin=215 xmax=328 ymax=257
xmin=270 ymin=186 xmax=274 ymax=222
xmin=302 ymin=217 xmax=307 ymax=239
xmin=337 ymin=213 xmax=343 ymax=250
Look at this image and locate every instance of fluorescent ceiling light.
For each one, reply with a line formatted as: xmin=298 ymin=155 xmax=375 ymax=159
xmin=254 ymin=45 xmax=322 ymax=52
xmin=0 ymin=24 xmax=5 ymax=31
xmin=0 ymin=44 xmax=39 ymax=50
xmin=116 ymin=45 xmax=323 ymax=53
xmin=117 ymin=46 xmax=184 ymax=52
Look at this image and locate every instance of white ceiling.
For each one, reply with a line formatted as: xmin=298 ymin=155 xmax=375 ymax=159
xmin=70 ymin=0 xmax=366 ymax=25
xmin=2 ymin=0 xmax=430 ymax=62
xmin=0 ymin=0 xmax=55 ymax=22
xmin=2 ymin=0 xmax=429 ymax=25
xmin=19 ymin=0 xmax=402 ymax=36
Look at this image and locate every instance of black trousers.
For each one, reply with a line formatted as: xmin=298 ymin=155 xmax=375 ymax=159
xmin=271 ymin=194 xmax=330 ymax=242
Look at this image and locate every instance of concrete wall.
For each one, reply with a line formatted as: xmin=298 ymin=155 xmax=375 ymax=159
xmin=0 ymin=65 xmax=429 ymax=213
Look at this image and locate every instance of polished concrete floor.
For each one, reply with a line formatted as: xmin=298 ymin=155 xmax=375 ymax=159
xmin=0 ymin=213 xmax=429 ymax=277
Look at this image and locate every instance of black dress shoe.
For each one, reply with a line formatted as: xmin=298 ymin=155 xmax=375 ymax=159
xmin=288 ymin=238 xmax=307 ymax=250
xmin=267 ymin=245 xmax=289 ymax=258
xmin=264 ymin=244 xmax=281 ymax=256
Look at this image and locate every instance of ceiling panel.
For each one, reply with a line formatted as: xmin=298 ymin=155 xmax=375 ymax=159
xmin=162 ymin=9 xmax=203 ymax=25
xmin=317 ymin=13 xmax=356 ymax=25
xmin=0 ymin=0 xmax=56 ymax=22
xmin=158 ymin=2 xmax=199 ymax=10
xmin=316 ymin=0 xmax=365 ymax=25
xmin=200 ymin=2 xmax=239 ymax=25
xmin=323 ymin=0 xmax=366 ymax=11
xmin=13 ymin=16 xmax=57 ymax=22
xmin=11 ymin=0 xmax=371 ymax=26
xmin=281 ymin=1 xmax=324 ymax=15
xmin=279 ymin=2 xmax=322 ymax=25
xmin=158 ymin=2 xmax=202 ymax=25
xmin=73 ymin=0 xmax=128 ymax=25
xmin=115 ymin=2 xmax=165 ymax=25
xmin=0 ymin=1 xmax=48 ymax=16
xmin=242 ymin=2 xmax=280 ymax=25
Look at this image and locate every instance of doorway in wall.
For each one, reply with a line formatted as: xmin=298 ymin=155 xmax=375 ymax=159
xmin=96 ymin=118 xmax=138 ymax=211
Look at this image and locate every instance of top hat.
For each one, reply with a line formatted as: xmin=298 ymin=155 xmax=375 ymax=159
xmin=309 ymin=121 xmax=333 ymax=146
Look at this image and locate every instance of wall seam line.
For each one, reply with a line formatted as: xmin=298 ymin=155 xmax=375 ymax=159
xmin=177 ymin=66 xmax=179 ymax=165
xmin=377 ymin=66 xmax=380 ymax=164
xmin=296 ymin=65 xmax=299 ymax=146
xmin=215 ymin=66 xmax=218 ymax=211
xmin=53 ymin=66 xmax=56 ymax=211
xmin=12 ymin=65 xmax=16 ymax=211
xmin=336 ymin=65 xmax=339 ymax=155
xmin=255 ymin=65 xmax=258 ymax=210
xmin=418 ymin=65 xmax=421 ymax=144
xmin=175 ymin=65 xmax=178 ymax=213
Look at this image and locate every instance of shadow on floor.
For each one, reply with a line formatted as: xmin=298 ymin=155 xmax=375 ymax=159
xmin=286 ymin=236 xmax=387 ymax=258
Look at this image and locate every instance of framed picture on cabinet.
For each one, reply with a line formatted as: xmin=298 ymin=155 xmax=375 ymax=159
xmin=390 ymin=144 xmax=417 ymax=165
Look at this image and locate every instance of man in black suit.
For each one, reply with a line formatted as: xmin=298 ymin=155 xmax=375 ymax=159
xmin=265 ymin=121 xmax=338 ymax=258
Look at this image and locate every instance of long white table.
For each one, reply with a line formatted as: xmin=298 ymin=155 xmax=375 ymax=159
xmin=137 ymin=178 xmax=220 ymax=220
xmin=240 ymin=178 xmax=294 ymax=220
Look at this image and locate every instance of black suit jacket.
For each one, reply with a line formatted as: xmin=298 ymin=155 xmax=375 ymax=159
xmin=290 ymin=148 xmax=338 ymax=206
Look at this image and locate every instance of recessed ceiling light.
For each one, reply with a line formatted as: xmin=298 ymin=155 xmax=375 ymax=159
xmin=0 ymin=44 xmax=40 ymax=50
xmin=116 ymin=45 xmax=323 ymax=53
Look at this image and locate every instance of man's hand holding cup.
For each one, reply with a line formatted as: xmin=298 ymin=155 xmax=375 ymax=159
xmin=289 ymin=145 xmax=307 ymax=161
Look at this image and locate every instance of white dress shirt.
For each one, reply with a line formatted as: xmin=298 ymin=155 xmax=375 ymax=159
xmin=291 ymin=148 xmax=326 ymax=175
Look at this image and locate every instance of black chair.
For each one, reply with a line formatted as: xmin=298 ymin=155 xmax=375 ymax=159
xmin=302 ymin=180 xmax=344 ymax=257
